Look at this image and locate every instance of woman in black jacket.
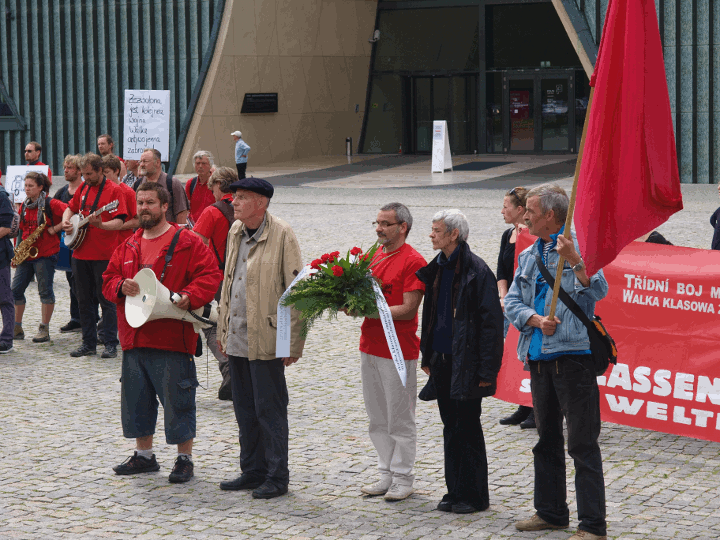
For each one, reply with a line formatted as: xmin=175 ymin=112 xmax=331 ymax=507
xmin=417 ymin=209 xmax=504 ymax=514
xmin=496 ymin=187 xmax=535 ymax=429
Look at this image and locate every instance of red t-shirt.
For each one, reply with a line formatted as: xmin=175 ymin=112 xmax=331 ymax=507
xmin=193 ymin=194 xmax=233 ymax=265
xmin=68 ymin=179 xmax=127 ymax=261
xmin=139 ymin=226 xmax=176 ymax=269
xmin=359 ymin=243 xmax=426 ymax=360
xmin=18 ymin=198 xmax=67 ymax=258
xmin=185 ymin=177 xmax=215 ymax=224
xmin=115 ymin=182 xmax=137 ymax=244
xmin=28 ymin=161 xmax=52 ymax=185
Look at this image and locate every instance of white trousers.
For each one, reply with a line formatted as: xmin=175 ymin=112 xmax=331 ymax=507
xmin=360 ymin=352 xmax=418 ymax=486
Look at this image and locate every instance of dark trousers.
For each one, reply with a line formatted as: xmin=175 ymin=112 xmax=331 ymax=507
xmin=0 ymin=265 xmax=14 ymax=345
xmin=236 ymin=163 xmax=247 ymax=179
xmin=66 ymin=271 xmax=80 ymax=323
xmin=530 ymin=355 xmax=606 ymax=536
xmin=228 ymin=355 xmax=289 ymax=488
xmin=432 ymin=354 xmax=489 ymax=510
xmin=71 ymin=258 xmax=118 ymax=349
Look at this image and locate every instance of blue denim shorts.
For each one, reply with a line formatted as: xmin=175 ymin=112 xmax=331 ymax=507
xmin=120 ymin=348 xmax=198 ymax=445
xmin=11 ymin=254 xmax=58 ymax=305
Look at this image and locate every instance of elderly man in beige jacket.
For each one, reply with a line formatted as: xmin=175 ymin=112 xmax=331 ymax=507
xmin=216 ymin=177 xmax=304 ymax=500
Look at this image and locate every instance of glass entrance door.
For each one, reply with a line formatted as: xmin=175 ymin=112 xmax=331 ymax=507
xmin=409 ymin=76 xmax=477 ymax=154
xmin=502 ymin=71 xmax=575 ymax=153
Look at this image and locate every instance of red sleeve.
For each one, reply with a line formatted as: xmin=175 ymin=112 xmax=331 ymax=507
xmin=49 ymin=198 xmax=67 ymax=222
xmin=404 ymin=253 xmax=426 ymax=293
xmin=193 ymin=206 xmax=219 ymax=238
xmin=180 ymin=232 xmax=223 ymax=310
xmin=107 ymin=183 xmax=128 ymax=221
xmin=102 ymin=243 xmax=128 ymax=304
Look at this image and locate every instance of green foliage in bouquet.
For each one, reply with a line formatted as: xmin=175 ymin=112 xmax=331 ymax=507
xmin=282 ymin=243 xmax=383 ymax=338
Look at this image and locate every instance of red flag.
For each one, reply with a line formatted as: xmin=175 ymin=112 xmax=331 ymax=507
xmin=574 ymin=0 xmax=683 ymax=277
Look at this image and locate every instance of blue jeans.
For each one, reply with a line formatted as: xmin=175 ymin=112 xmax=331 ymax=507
xmin=121 ymin=348 xmax=198 ymax=445
xmin=0 ymin=265 xmax=14 ymax=345
xmin=12 ymin=254 xmax=57 ymax=305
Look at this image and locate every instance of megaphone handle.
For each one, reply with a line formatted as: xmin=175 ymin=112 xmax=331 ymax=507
xmin=170 ymin=292 xmax=182 ymax=304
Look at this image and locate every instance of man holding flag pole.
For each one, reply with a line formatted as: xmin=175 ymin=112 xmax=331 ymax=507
xmin=506 ymin=0 xmax=683 ymax=538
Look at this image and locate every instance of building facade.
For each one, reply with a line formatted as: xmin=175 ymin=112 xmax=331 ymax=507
xmin=0 ymin=0 xmax=716 ymax=183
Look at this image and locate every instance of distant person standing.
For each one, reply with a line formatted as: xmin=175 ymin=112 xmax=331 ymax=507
xmin=121 ymin=159 xmax=141 ymax=188
xmin=231 ymin=131 xmax=250 ymax=179
xmin=185 ymin=151 xmax=216 ymax=224
xmin=24 ymin=141 xmax=52 ymax=184
xmin=97 ymin=134 xmax=127 ymax=179
xmin=710 ymin=184 xmax=720 ymax=250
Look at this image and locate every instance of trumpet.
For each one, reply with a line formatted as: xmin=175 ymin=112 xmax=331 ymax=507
xmin=12 ymin=222 xmax=46 ymax=266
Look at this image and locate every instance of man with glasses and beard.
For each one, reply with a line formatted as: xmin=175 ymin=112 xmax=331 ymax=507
xmin=102 ymin=182 xmax=222 ymax=484
xmin=343 ymin=202 xmax=426 ymax=502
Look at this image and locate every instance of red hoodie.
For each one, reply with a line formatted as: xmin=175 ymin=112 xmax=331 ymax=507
xmin=102 ymin=224 xmax=223 ymax=354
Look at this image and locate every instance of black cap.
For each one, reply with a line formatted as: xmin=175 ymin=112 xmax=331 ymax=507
xmin=228 ymin=177 xmax=274 ymax=199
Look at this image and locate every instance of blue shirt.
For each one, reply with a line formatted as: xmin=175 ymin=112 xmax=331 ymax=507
xmin=527 ymin=227 xmax=590 ymax=361
xmin=432 ymin=246 xmax=460 ymax=354
xmin=235 ymin=139 xmax=251 ymax=163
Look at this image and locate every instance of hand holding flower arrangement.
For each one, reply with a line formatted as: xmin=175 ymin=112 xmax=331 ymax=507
xmin=281 ymin=243 xmax=382 ymax=337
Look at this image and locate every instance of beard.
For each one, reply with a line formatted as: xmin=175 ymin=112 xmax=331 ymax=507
xmin=139 ymin=212 xmax=162 ymax=229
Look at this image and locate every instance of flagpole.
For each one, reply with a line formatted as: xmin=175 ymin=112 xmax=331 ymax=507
xmin=547 ymin=86 xmax=595 ymax=319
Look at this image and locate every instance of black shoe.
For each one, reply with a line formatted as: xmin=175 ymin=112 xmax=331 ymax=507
xmin=101 ymin=344 xmax=117 ymax=358
xmin=70 ymin=344 xmax=97 ymax=357
xmin=499 ymin=406 xmax=532 ymax=425
xmin=252 ymin=482 xmax=288 ymax=499
xmin=437 ymin=501 xmax=453 ymax=512
xmin=60 ymin=320 xmax=82 ymax=333
xmin=220 ymin=474 xmax=264 ymax=491
xmin=113 ymin=451 xmax=160 ymax=475
xmin=218 ymin=384 xmax=232 ymax=401
xmin=452 ymin=502 xmax=480 ymax=514
xmin=0 ymin=342 xmax=14 ymax=354
xmin=168 ymin=455 xmax=194 ymax=483
xmin=520 ymin=412 xmax=537 ymax=429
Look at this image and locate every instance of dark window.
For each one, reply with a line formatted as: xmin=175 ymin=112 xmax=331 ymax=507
xmin=362 ymin=75 xmax=404 ymax=153
xmin=486 ymin=3 xmax=582 ymax=70
xmin=374 ymin=7 xmax=479 ymax=73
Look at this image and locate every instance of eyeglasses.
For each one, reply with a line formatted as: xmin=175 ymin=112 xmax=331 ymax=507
xmin=372 ymin=221 xmax=401 ymax=228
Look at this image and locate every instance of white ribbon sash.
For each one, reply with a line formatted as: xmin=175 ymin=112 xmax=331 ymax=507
xmin=276 ymin=266 xmax=313 ymax=358
xmin=372 ymin=280 xmax=407 ymax=387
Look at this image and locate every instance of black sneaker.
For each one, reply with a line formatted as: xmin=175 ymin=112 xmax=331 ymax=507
xmin=113 ymin=451 xmax=161 ymax=475
xmin=168 ymin=455 xmax=194 ymax=483
xmin=60 ymin=320 xmax=82 ymax=333
xmin=101 ymin=344 xmax=117 ymax=358
xmin=70 ymin=344 xmax=97 ymax=357
xmin=520 ymin=412 xmax=537 ymax=429
xmin=0 ymin=342 xmax=14 ymax=354
xmin=500 ymin=406 xmax=532 ymax=425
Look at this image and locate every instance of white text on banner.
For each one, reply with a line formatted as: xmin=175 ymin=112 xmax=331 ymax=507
xmin=372 ymin=280 xmax=407 ymax=386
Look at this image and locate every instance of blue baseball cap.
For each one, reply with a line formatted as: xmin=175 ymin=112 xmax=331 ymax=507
xmin=229 ymin=177 xmax=274 ymax=199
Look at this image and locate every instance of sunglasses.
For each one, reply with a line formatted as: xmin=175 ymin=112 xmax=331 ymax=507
xmin=507 ymin=187 xmax=524 ymax=203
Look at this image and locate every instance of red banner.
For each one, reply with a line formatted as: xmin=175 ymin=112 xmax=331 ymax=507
xmin=495 ymin=234 xmax=720 ymax=443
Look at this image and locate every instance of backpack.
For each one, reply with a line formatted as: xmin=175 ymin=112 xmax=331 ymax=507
xmin=1 ymin=187 xmax=21 ymax=239
xmin=209 ymin=199 xmax=236 ymax=271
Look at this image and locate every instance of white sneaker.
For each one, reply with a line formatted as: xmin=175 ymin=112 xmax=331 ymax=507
xmin=384 ymin=483 xmax=414 ymax=501
xmin=361 ymin=477 xmax=392 ymax=496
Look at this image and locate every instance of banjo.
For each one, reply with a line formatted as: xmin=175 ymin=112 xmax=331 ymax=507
xmin=63 ymin=200 xmax=120 ymax=250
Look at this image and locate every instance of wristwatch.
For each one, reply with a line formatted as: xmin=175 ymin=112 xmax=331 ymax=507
xmin=572 ymin=259 xmax=585 ymax=272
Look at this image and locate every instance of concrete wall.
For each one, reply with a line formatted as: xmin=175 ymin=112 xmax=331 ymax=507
xmin=176 ymin=0 xmax=378 ymax=173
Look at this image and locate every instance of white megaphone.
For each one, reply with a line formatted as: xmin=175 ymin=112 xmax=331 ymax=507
xmin=125 ymin=268 xmax=218 ymax=332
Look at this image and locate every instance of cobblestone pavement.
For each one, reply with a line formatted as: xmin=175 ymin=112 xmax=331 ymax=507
xmin=2 ymin=181 xmax=720 ymax=539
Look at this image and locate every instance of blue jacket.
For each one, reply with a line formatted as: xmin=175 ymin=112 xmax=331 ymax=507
xmin=0 ymin=187 xmax=14 ymax=269
xmin=504 ymin=231 xmax=608 ymax=363
xmin=235 ymin=139 xmax=251 ymax=163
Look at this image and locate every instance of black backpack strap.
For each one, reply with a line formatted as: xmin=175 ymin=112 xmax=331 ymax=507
xmin=189 ymin=177 xmax=198 ymax=197
xmin=133 ymin=177 xmax=142 ymax=191
xmin=165 ymin=175 xmax=176 ymax=221
xmin=211 ymin=198 xmax=235 ymax=225
xmin=535 ymin=254 xmax=594 ymax=332
xmin=159 ymin=228 xmax=183 ymax=283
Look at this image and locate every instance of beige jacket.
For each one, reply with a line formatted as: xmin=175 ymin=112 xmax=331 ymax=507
xmin=217 ymin=212 xmax=305 ymax=360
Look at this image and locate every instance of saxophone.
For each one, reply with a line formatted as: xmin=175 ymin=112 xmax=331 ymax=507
xmin=12 ymin=222 xmax=46 ymax=266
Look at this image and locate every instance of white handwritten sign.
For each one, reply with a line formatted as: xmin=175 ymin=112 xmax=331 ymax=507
xmin=123 ymin=90 xmax=170 ymax=160
xmin=5 ymin=165 xmax=49 ymax=205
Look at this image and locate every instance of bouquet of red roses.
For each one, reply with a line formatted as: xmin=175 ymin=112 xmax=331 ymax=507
xmin=282 ymin=243 xmax=382 ymax=337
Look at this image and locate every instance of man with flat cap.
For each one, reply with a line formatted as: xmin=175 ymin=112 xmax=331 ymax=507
xmin=217 ymin=177 xmax=305 ymax=500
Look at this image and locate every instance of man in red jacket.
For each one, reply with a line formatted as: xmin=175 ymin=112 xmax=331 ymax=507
xmin=102 ymin=182 xmax=222 ymax=484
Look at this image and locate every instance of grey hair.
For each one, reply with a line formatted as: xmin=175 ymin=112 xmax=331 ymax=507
xmin=380 ymin=202 xmax=413 ymax=236
xmin=193 ymin=150 xmax=214 ymax=166
xmin=432 ymin=209 xmax=469 ymax=242
xmin=526 ymin=183 xmax=569 ymax=224
xmin=207 ymin=166 xmax=237 ymax=193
